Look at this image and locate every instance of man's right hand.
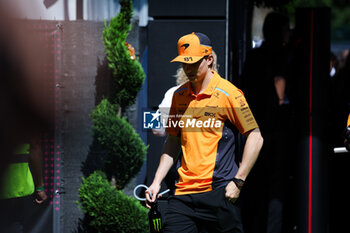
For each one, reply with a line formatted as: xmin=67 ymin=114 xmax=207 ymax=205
xmin=145 ymin=183 xmax=161 ymax=209
xmin=145 ymin=135 xmax=181 ymax=209
xmin=35 ymin=190 xmax=48 ymax=204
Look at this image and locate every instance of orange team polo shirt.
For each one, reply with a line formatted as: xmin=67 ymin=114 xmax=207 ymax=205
xmin=166 ymin=71 xmax=259 ymax=195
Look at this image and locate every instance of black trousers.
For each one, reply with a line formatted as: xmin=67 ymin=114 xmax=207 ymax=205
xmin=164 ymin=187 xmax=244 ymax=233
xmin=0 ymin=194 xmax=49 ymax=233
xmin=0 ymin=196 xmax=30 ymax=233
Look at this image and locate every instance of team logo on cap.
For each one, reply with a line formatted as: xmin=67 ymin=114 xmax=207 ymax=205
xmin=181 ymin=43 xmax=190 ymax=50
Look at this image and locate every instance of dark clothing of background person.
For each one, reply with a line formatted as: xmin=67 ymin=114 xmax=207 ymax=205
xmin=241 ymin=41 xmax=292 ymax=134
xmin=329 ymin=51 xmax=350 ymax=147
xmin=328 ymin=51 xmax=350 ymax=232
xmin=240 ymin=12 xmax=294 ymax=233
xmin=0 ymin=6 xmax=49 ymax=232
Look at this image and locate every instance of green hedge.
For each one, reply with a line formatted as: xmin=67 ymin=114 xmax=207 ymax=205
xmin=102 ymin=0 xmax=145 ymax=110
xmin=79 ymin=0 xmax=148 ymax=231
xmin=90 ymin=99 xmax=147 ymax=189
xmin=78 ymin=171 xmax=149 ymax=233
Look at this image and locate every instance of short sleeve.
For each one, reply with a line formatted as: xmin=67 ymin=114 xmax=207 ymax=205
xmin=165 ymin=94 xmax=181 ymax=137
xmin=225 ymin=88 xmax=259 ymax=135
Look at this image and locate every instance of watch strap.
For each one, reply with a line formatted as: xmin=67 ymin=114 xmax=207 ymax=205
xmin=232 ymin=177 xmax=245 ymax=189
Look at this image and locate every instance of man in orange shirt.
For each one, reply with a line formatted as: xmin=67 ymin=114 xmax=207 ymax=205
xmin=146 ymin=32 xmax=263 ymax=232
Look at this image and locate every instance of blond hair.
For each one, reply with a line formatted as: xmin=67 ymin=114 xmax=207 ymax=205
xmin=174 ymin=50 xmax=218 ymax=85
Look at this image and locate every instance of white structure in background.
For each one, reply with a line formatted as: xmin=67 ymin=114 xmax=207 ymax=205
xmin=84 ymin=0 xmax=148 ymax=26
xmin=2 ymin=0 xmax=148 ymax=26
xmin=251 ymin=6 xmax=272 ymax=48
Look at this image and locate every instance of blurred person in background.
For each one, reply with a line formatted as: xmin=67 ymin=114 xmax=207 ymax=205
xmin=240 ymin=12 xmax=293 ymax=233
xmin=0 ymin=5 xmax=49 ymax=232
xmin=330 ymin=50 xmax=350 ymax=149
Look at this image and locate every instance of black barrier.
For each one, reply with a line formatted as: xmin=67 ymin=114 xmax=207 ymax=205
xmin=293 ymin=8 xmax=330 ymax=233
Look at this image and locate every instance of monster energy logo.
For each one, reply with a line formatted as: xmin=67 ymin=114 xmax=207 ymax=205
xmin=152 ymin=218 xmax=162 ymax=232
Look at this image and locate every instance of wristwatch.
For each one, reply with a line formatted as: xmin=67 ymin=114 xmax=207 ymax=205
xmin=232 ymin=177 xmax=245 ymax=189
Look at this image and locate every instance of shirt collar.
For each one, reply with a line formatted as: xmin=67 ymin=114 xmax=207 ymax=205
xmin=201 ymin=70 xmax=220 ymax=96
xmin=184 ymin=70 xmax=220 ymax=97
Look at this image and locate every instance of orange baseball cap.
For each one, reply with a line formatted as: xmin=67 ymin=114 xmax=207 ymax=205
xmin=171 ymin=32 xmax=212 ymax=64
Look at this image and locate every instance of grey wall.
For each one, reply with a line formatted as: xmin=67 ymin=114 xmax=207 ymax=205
xmin=60 ymin=20 xmax=105 ymax=232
